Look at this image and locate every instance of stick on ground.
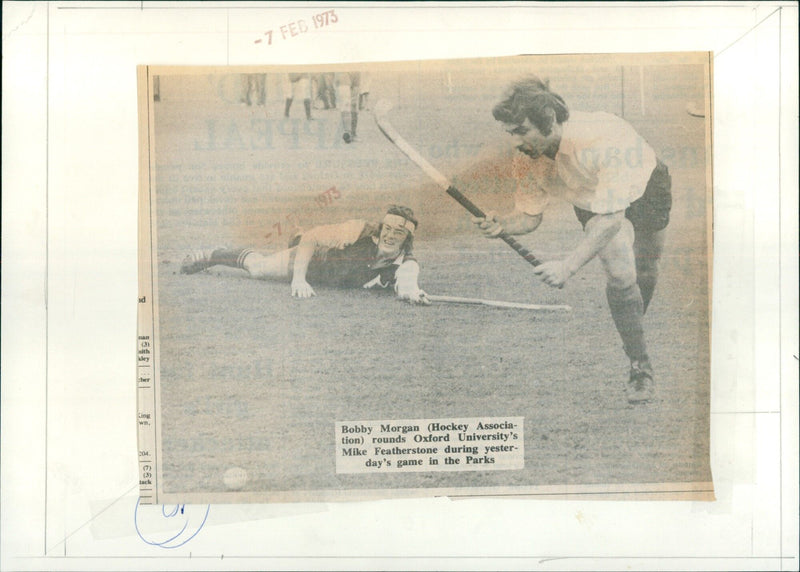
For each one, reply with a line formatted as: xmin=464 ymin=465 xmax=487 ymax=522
xmin=427 ymin=294 xmax=572 ymax=312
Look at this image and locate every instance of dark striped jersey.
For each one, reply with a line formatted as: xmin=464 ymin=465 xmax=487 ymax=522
xmin=302 ymin=219 xmax=416 ymax=289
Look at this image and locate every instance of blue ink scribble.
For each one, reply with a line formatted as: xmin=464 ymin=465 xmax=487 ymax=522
xmin=135 ymin=498 xmax=210 ymax=549
xmin=162 ymin=504 xmax=180 ymax=518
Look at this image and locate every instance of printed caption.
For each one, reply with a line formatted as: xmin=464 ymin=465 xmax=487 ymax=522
xmin=335 ymin=417 xmax=524 ymax=474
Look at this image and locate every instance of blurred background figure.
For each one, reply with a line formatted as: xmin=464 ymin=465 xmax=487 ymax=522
xmin=358 ymin=72 xmax=371 ymax=111
xmin=239 ymin=73 xmax=266 ymax=107
xmin=283 ymin=73 xmax=313 ymax=120
xmin=314 ymin=72 xmax=337 ymax=110
xmin=335 ymin=71 xmax=361 ymax=143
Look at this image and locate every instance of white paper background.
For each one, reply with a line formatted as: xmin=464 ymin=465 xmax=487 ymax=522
xmin=2 ymin=2 xmax=798 ymax=570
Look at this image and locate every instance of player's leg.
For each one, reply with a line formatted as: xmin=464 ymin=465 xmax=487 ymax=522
xmin=240 ymin=74 xmax=251 ymax=106
xmin=634 ymin=228 xmax=666 ymax=313
xmin=349 ymin=73 xmax=361 ymax=137
xmin=318 ymin=73 xmax=334 ymax=109
xmin=349 ymin=103 xmax=358 ymax=139
xmin=358 ymin=72 xmax=370 ymax=110
xmin=627 ymin=159 xmax=672 ymax=313
xmin=180 ymin=247 xmax=253 ymax=275
xmin=326 ymin=73 xmax=336 ymax=108
xmin=597 ymin=219 xmax=654 ymax=403
xmin=181 ymin=246 xmax=294 ymax=281
xmin=598 ymin=219 xmax=647 ymax=364
xmin=283 ymin=75 xmax=293 ymax=117
xmin=297 ymin=75 xmax=313 ymax=120
xmin=241 ymin=247 xmax=294 ymax=281
xmin=335 ymin=73 xmax=353 ymax=142
xmin=257 ymin=74 xmax=266 ymax=106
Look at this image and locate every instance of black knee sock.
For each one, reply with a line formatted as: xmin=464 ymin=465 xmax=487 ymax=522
xmin=351 ymin=111 xmax=358 ymax=136
xmin=303 ymin=99 xmax=312 ymax=119
xmin=638 ymin=274 xmax=656 ymax=314
xmin=284 ymin=98 xmax=293 ymax=117
xmin=210 ymin=248 xmax=252 ymax=269
xmin=606 ymin=283 xmax=649 ymax=364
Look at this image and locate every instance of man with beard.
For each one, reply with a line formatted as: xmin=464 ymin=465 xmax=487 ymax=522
xmin=181 ymin=205 xmax=429 ymax=305
xmin=472 ymin=76 xmax=672 ymax=403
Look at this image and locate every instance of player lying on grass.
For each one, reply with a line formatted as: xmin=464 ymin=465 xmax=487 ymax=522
xmin=181 ymin=205 xmax=430 ymax=305
xmin=472 ymin=76 xmax=672 ymax=404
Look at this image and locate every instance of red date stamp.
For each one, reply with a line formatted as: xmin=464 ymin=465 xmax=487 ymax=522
xmin=255 ymin=10 xmax=338 ymax=45
xmin=313 ymin=185 xmax=341 ymax=207
xmin=264 ymin=186 xmax=341 ymax=243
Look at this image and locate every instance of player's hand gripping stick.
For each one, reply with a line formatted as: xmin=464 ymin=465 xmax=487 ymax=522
xmin=374 ymin=100 xmax=541 ymax=268
xmin=445 ymin=186 xmax=541 ymax=267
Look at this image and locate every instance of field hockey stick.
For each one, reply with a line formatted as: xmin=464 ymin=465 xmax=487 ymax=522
xmin=427 ymin=294 xmax=571 ymax=312
xmin=373 ymin=100 xmax=542 ymax=268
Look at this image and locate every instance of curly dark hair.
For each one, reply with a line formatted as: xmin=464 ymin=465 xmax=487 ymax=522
xmin=492 ymin=76 xmax=570 ymax=135
xmin=386 ymin=205 xmax=418 ymax=228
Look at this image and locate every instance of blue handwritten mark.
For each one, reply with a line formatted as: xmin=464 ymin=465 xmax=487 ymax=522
xmin=135 ymin=498 xmax=210 ymax=549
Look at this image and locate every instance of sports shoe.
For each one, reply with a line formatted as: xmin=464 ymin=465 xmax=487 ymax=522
xmin=180 ymin=249 xmax=214 ymax=274
xmin=626 ymin=361 xmax=654 ymax=404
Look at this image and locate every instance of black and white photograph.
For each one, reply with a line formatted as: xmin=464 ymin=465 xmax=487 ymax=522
xmin=138 ymin=53 xmax=714 ymax=503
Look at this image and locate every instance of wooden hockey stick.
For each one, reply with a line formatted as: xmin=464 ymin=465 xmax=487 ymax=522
xmin=374 ymin=99 xmax=543 ymax=268
xmin=427 ymin=294 xmax=571 ymax=312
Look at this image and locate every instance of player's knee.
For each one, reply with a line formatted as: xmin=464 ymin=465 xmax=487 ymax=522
xmin=599 ymin=226 xmax=636 ymax=289
xmin=603 ymin=260 xmax=637 ymax=290
xmin=605 ymin=272 xmax=636 ymax=291
xmin=600 ymin=248 xmax=636 ymax=290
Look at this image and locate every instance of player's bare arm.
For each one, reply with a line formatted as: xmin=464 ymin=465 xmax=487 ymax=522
xmin=533 ymin=210 xmax=625 ymax=289
xmin=471 ymin=209 xmax=542 ymax=238
xmin=394 ymin=260 xmax=430 ymax=305
xmin=290 ymin=240 xmax=317 ymax=298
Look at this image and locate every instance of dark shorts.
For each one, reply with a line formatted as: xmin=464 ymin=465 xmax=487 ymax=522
xmin=574 ymin=160 xmax=672 ymax=233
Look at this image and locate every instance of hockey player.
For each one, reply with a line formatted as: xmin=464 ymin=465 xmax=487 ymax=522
xmin=181 ymin=205 xmax=430 ymax=305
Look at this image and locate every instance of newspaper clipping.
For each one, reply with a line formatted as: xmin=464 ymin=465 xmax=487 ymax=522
xmin=138 ymin=52 xmax=714 ymax=503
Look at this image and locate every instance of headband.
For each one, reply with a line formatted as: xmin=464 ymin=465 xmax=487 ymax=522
xmin=382 ymin=213 xmax=416 ymax=234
